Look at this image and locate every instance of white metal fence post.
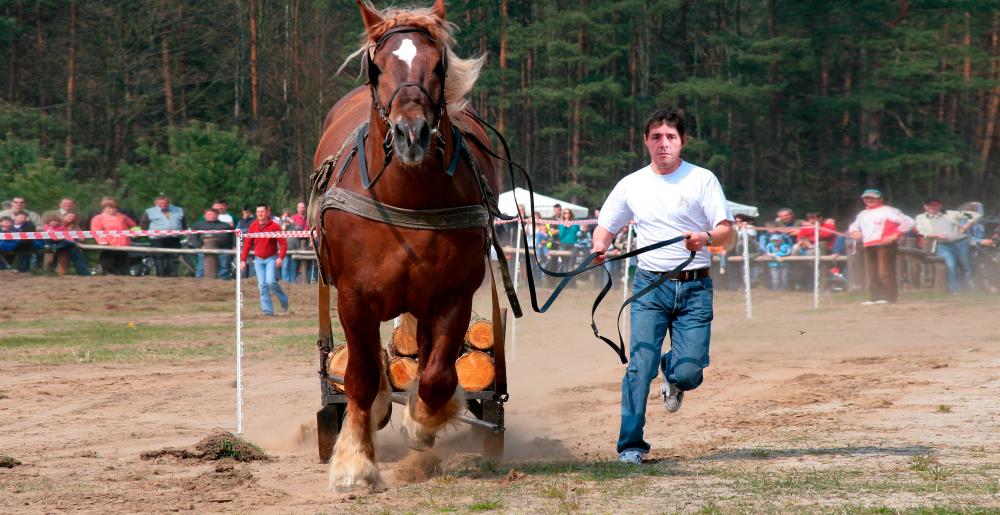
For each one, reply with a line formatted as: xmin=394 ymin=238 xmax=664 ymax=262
xmin=235 ymin=232 xmax=244 ymax=434
xmin=743 ymin=227 xmax=752 ymax=320
xmin=814 ymin=222 xmax=820 ymax=309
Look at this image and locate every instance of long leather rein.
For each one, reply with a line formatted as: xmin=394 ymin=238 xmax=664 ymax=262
xmin=312 ymin=26 xmax=694 ymax=364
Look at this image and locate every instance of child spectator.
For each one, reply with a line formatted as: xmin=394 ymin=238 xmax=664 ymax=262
xmin=11 ymin=212 xmax=42 ymax=272
xmin=0 ymin=216 xmax=19 ymax=270
xmin=765 ymin=233 xmax=792 ymax=290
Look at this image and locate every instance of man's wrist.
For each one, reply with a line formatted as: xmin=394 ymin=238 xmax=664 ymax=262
xmin=704 ymin=231 xmax=713 ymax=246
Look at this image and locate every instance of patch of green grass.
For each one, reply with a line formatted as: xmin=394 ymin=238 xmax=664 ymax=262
xmin=909 ymin=454 xmax=939 ymax=472
xmin=513 ymin=460 xmax=670 ymax=481
xmin=466 ymin=499 xmax=503 ymax=512
xmin=936 ymin=404 xmax=952 ymax=413
xmin=0 ymin=321 xmax=232 ymax=363
xmin=908 ymin=455 xmax=954 ymax=481
xmin=841 ymin=507 xmax=1000 ymax=514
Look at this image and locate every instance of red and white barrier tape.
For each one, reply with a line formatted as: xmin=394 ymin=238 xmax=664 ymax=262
xmin=2 ymin=220 xmax=610 ymax=241
xmin=0 ymin=229 xmax=240 ymax=241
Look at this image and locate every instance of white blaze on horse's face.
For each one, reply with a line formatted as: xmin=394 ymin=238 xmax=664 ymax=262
xmin=392 ymin=38 xmax=417 ymax=71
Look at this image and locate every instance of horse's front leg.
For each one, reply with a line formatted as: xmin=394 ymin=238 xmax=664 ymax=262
xmin=403 ymin=299 xmax=470 ymax=450
xmin=328 ymin=293 xmax=391 ymax=493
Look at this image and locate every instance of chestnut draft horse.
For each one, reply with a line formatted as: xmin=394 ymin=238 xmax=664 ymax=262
xmin=309 ymin=0 xmax=504 ymax=492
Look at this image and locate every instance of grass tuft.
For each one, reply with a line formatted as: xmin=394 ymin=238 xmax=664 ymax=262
xmin=466 ymin=499 xmax=503 ymax=512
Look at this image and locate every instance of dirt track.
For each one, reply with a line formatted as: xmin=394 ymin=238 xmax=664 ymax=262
xmin=1 ymin=274 xmax=999 ymax=512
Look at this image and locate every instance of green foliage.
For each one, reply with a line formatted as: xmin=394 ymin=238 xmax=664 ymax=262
xmin=118 ymin=122 xmax=289 ymax=215
xmin=0 ymin=137 xmax=103 ymax=212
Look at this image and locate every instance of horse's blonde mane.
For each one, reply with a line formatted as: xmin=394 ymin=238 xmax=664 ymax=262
xmin=339 ymin=3 xmax=485 ymax=114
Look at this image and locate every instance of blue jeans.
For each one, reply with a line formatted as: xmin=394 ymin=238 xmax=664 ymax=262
xmin=936 ymin=238 xmax=973 ymax=293
xmin=281 ymin=254 xmax=298 ymax=283
xmin=197 ymin=253 xmax=234 ymax=279
xmin=48 ymin=241 xmax=91 ymax=276
xmin=768 ymin=264 xmax=788 ymax=290
xmin=252 ymin=255 xmax=288 ymax=315
xmin=618 ymin=268 xmax=714 ymax=453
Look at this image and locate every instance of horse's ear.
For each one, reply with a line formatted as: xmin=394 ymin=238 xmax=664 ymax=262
xmin=431 ymin=0 xmax=446 ymax=20
xmin=356 ymin=0 xmax=382 ymax=33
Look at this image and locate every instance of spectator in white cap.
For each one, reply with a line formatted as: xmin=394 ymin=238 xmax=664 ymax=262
xmin=848 ymin=188 xmax=915 ymax=304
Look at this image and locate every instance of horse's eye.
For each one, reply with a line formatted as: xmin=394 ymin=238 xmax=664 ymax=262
xmin=366 ymin=54 xmax=381 ymax=84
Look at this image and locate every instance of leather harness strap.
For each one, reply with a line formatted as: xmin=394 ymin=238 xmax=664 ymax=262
xmin=320 ymin=187 xmax=489 ymax=231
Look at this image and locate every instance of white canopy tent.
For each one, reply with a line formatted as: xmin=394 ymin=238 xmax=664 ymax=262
xmin=728 ymin=201 xmax=759 ymax=218
xmin=498 ymin=187 xmax=590 ymax=219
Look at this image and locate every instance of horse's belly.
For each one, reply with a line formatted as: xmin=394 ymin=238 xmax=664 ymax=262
xmin=327 ymin=219 xmax=484 ymax=316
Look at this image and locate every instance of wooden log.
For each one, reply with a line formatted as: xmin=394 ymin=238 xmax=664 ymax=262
xmin=326 ymin=346 xmax=348 ymax=392
xmin=390 ymin=313 xmax=419 ymax=357
xmin=465 ymin=319 xmax=494 ymax=351
xmin=388 ymin=357 xmax=419 ymax=390
xmin=455 ymin=350 xmax=495 ymax=392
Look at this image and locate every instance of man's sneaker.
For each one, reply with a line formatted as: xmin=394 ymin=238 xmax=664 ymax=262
xmin=280 ymin=302 xmax=289 ymax=313
xmin=873 ymin=300 xmax=889 ymax=305
xmin=661 ymin=382 xmax=684 ymax=413
xmin=618 ymin=449 xmax=644 ymax=464
xmin=860 ymin=300 xmax=876 ymax=306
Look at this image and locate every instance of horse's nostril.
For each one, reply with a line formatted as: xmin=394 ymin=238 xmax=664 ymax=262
xmin=418 ymin=123 xmax=430 ymax=145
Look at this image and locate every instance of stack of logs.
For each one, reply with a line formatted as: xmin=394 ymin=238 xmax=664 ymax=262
xmin=326 ymin=313 xmax=497 ymax=393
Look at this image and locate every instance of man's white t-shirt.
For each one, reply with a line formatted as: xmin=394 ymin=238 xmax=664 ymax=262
xmin=597 ymin=161 xmax=733 ymax=272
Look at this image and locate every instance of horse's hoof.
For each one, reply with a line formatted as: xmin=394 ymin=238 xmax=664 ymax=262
xmin=401 ymin=423 xmax=435 ymax=451
xmin=377 ymin=402 xmax=392 ymax=430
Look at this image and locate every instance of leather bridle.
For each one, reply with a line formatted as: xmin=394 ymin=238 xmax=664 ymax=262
xmin=364 ymin=26 xmax=448 ymax=134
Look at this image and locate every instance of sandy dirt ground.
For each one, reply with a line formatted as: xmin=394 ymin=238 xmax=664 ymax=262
xmin=1 ymin=273 xmax=999 ymax=513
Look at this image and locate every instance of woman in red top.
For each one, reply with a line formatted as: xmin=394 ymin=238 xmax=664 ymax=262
xmin=89 ymin=199 xmax=136 ymax=275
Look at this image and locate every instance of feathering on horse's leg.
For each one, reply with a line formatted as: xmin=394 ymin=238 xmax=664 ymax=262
xmin=328 ymin=300 xmax=384 ymax=493
xmin=402 ymin=303 xmax=470 ymax=451
xmin=402 ymin=382 xmax=465 ymax=451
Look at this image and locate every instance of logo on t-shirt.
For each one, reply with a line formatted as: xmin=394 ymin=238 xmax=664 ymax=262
xmin=677 ymin=196 xmax=691 ymax=209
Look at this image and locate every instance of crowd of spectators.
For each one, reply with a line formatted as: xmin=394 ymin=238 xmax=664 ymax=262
xmin=4 ymin=191 xmax=999 ymax=300
xmin=0 ymin=195 xmax=318 ymax=283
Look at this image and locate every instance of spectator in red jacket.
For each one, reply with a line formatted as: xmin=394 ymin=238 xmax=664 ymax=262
xmin=240 ymin=204 xmax=289 ymax=315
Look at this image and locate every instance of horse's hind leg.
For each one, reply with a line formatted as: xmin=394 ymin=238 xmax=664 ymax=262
xmin=403 ymin=301 xmax=469 ymax=451
xmin=328 ymin=295 xmax=391 ymax=492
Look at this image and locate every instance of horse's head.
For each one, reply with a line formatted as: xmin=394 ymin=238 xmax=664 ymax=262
xmin=359 ymin=0 xmax=449 ymax=166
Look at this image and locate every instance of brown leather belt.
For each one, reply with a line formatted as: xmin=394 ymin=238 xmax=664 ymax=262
xmin=644 ymin=267 xmax=710 ymax=282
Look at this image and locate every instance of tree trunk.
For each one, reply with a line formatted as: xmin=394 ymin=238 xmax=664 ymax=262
xmin=249 ymin=0 xmax=259 ymax=121
xmin=569 ymin=0 xmax=585 ymax=186
xmin=65 ymin=0 xmax=77 ymax=166
xmin=176 ymin=3 xmax=188 ymax=122
xmin=292 ymin=0 xmax=305 ymax=199
xmin=160 ymin=8 xmax=175 ymax=128
xmin=496 ymin=0 xmax=509 ymax=192
xmin=980 ymin=11 xmax=999 ymax=179
xmin=35 ymin=0 xmax=45 ymax=106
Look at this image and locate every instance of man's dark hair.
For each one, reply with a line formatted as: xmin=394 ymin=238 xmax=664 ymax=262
xmin=643 ymin=108 xmax=685 ymax=139
xmin=256 ymin=203 xmax=270 ymax=211
xmin=0 ymin=216 xmax=12 ymax=223
xmin=214 ymin=199 xmax=228 ymax=205
xmin=553 ymin=203 xmax=562 ymax=208
xmin=206 ymin=208 xmax=220 ymax=215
